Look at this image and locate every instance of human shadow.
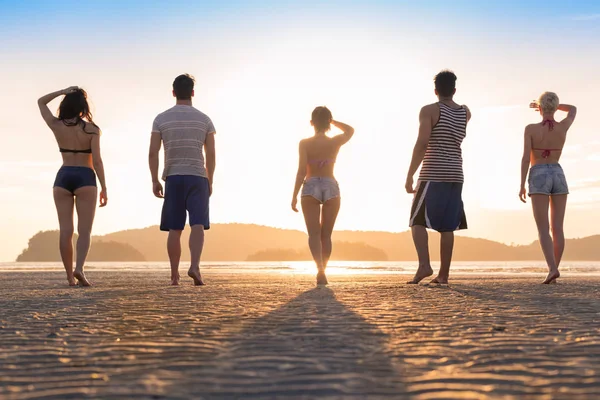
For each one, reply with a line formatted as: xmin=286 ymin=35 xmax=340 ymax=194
xmin=201 ymin=286 xmax=408 ymax=399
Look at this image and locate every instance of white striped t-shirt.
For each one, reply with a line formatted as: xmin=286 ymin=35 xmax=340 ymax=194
xmin=418 ymin=102 xmax=467 ymax=183
xmin=152 ymin=105 xmax=216 ymax=180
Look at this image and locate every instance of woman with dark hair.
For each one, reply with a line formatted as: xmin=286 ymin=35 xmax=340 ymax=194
xmin=291 ymin=107 xmax=354 ymax=285
xmin=37 ymin=86 xmax=108 ymax=286
xmin=520 ymin=92 xmax=577 ymax=284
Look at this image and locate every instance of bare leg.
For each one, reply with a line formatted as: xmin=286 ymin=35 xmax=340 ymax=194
xmin=531 ymin=195 xmax=559 ymax=284
xmin=187 ymin=225 xmax=205 ymax=286
xmin=53 ymin=188 xmax=76 ymax=286
xmin=167 ymin=230 xmax=183 ymax=285
xmin=320 ymin=197 xmax=340 ymax=270
xmin=73 ymin=187 xmax=97 ymax=287
xmin=301 ymin=196 xmax=325 ymax=284
xmin=550 ymin=195 xmax=567 ymax=271
xmin=431 ymin=232 xmax=454 ymax=284
xmin=407 ymin=225 xmax=433 ymax=284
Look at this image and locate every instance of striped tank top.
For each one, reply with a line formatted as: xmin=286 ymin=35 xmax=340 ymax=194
xmin=419 ymin=102 xmax=468 ymax=183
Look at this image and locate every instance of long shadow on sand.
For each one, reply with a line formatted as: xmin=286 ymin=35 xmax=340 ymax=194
xmin=201 ymin=286 xmax=408 ymax=399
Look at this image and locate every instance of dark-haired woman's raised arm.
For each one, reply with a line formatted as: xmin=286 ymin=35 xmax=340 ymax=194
xmin=37 ymin=86 xmax=79 ymax=126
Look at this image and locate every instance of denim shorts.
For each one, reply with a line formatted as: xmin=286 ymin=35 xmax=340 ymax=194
xmin=301 ymin=177 xmax=340 ymax=203
xmin=528 ymin=164 xmax=569 ymax=196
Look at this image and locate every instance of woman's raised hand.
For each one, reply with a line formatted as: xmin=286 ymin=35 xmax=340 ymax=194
xmin=62 ymin=86 xmax=80 ymax=95
xmin=529 ymin=101 xmax=540 ymax=112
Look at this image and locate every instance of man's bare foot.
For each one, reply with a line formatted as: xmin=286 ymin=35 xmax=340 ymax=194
xmin=543 ymin=269 xmax=560 ymax=284
xmin=171 ymin=274 xmax=180 ymax=286
xmin=429 ymin=276 xmax=449 ymax=285
xmin=73 ymin=270 xmax=92 ymax=287
xmin=407 ymin=266 xmax=433 ymax=284
xmin=316 ymin=270 xmax=328 ymax=285
xmin=187 ymin=269 xmax=205 ymax=286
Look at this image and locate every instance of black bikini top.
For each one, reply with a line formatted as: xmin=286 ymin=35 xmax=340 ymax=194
xmin=59 ymin=148 xmax=92 ymax=154
xmin=58 ymin=118 xmax=98 ymax=154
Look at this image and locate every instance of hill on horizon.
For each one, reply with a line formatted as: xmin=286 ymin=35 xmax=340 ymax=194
xmin=16 ymin=223 xmax=600 ymax=262
xmin=17 ymin=231 xmax=146 ymax=262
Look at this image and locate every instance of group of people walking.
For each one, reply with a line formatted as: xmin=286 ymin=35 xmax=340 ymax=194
xmin=38 ymin=71 xmax=577 ymax=287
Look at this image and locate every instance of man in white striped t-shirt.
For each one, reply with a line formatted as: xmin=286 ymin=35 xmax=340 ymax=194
xmin=405 ymin=70 xmax=472 ymax=285
xmin=149 ymin=74 xmax=216 ymax=286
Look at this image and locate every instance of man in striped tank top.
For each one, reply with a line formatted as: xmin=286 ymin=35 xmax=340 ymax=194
xmin=405 ymin=70 xmax=471 ymax=284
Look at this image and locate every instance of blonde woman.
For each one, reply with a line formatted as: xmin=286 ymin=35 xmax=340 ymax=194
xmin=520 ymin=92 xmax=577 ymax=284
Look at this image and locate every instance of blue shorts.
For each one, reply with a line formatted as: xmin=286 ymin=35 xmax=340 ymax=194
xmin=160 ymin=175 xmax=210 ymax=231
xmin=528 ymin=164 xmax=569 ymax=196
xmin=409 ymin=181 xmax=467 ymax=232
xmin=53 ymin=166 xmax=97 ymax=194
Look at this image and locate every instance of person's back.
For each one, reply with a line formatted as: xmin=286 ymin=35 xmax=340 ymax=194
xmin=53 ymin=119 xmax=99 ymax=168
xmin=528 ymin=118 xmax=568 ymax=166
xmin=153 ymin=105 xmax=214 ymax=179
xmin=304 ymin=135 xmax=342 ymax=178
xmin=419 ymin=101 xmax=468 ymax=183
xmin=149 ymin=74 xmax=216 ymax=286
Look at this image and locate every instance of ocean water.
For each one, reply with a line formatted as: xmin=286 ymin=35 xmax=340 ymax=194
xmin=2 ymin=261 xmax=600 ymax=276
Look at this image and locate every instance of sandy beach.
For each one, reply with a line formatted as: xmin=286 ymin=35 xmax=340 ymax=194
xmin=0 ymin=271 xmax=599 ymax=399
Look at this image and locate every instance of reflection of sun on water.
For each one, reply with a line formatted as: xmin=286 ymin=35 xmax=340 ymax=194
xmin=286 ymin=261 xmax=374 ymax=275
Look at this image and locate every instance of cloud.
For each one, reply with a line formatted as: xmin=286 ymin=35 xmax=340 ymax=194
xmin=0 ymin=160 xmax=56 ymax=170
xmin=0 ymin=186 xmax=24 ymax=194
xmin=474 ymin=104 xmax=523 ymax=113
xmin=570 ymin=179 xmax=600 ymax=190
xmin=571 ymin=14 xmax=600 ymax=21
xmin=564 ymin=143 xmax=600 ymax=159
xmin=562 ymin=144 xmax=582 ymax=155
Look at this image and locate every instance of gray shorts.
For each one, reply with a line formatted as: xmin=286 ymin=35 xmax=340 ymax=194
xmin=528 ymin=164 xmax=569 ymax=196
xmin=301 ymin=177 xmax=340 ymax=203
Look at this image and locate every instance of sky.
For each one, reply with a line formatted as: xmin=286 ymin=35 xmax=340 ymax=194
xmin=0 ymin=0 xmax=599 ymax=261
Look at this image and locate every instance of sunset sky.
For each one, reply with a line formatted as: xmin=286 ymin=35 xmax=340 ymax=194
xmin=1 ymin=0 xmax=599 ymax=261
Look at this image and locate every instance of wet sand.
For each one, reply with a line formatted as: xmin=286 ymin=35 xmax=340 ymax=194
xmin=0 ymin=271 xmax=599 ymax=399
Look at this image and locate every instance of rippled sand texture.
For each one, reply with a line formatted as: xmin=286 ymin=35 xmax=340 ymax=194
xmin=0 ymin=272 xmax=599 ymax=399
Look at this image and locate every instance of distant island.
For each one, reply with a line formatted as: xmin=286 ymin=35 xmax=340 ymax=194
xmin=16 ymin=224 xmax=600 ymax=262
xmin=17 ymin=231 xmax=146 ymax=262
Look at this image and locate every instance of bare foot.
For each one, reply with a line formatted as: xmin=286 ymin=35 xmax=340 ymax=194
xmin=67 ymin=275 xmax=77 ymax=286
xmin=429 ymin=276 xmax=449 ymax=285
xmin=543 ymin=269 xmax=560 ymax=284
xmin=407 ymin=265 xmax=433 ymax=284
xmin=73 ymin=270 xmax=92 ymax=287
xmin=187 ymin=269 xmax=205 ymax=286
xmin=316 ymin=270 xmax=328 ymax=285
xmin=171 ymin=274 xmax=180 ymax=286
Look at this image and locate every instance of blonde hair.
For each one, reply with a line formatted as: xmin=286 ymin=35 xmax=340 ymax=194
xmin=538 ymin=92 xmax=559 ymax=114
